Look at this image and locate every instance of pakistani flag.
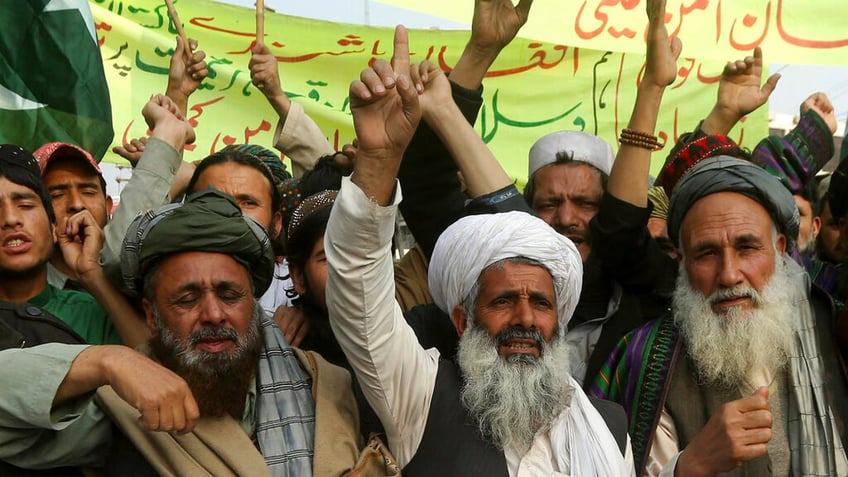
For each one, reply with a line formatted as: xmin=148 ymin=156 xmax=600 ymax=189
xmin=0 ymin=0 xmax=113 ymax=161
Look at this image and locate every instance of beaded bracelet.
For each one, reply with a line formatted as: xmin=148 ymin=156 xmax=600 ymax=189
xmin=620 ymin=128 xmax=661 ymax=150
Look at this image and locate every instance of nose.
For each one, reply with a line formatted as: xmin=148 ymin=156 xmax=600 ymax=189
xmin=717 ymin=251 xmax=744 ymax=288
xmin=66 ymin=189 xmax=85 ymax=213
xmin=0 ymin=202 xmax=22 ymax=228
xmin=509 ymin=298 xmax=535 ymax=330
xmin=198 ymin=294 xmax=227 ymax=326
xmin=554 ymin=202 xmax=578 ymax=229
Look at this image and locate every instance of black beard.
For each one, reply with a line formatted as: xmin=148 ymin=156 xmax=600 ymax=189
xmin=149 ymin=324 xmax=262 ymax=419
xmin=296 ymin=290 xmax=347 ymax=366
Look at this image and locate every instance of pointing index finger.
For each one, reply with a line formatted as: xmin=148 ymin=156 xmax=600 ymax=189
xmin=391 ymin=25 xmax=410 ymax=78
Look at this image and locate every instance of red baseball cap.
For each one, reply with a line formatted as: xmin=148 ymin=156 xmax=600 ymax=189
xmin=33 ymin=142 xmax=102 ymax=176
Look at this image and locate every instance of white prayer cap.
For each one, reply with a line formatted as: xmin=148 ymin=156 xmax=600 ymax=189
xmin=428 ymin=211 xmax=583 ymax=330
xmin=528 ymin=131 xmax=615 ymax=177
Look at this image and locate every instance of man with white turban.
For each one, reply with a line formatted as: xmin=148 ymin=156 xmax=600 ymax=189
xmin=326 ymin=25 xmax=633 ymax=477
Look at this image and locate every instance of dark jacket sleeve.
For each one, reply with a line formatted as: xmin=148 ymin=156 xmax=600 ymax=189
xmin=397 ymin=81 xmax=484 ymax=260
xmin=590 ymin=192 xmax=677 ymax=296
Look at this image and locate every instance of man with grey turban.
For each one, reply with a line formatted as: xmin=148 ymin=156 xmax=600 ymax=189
xmin=0 ymin=189 xmax=394 ymax=476
xmin=326 ymin=25 xmax=633 ymax=477
xmin=592 ymin=154 xmax=848 ymax=476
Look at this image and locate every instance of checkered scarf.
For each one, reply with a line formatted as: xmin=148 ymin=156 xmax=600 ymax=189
xmin=255 ymin=313 xmax=316 ymax=476
xmin=785 ymin=262 xmax=848 ymax=475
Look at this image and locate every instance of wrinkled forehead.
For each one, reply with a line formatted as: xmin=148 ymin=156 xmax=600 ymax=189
xmin=149 ymin=250 xmax=252 ymax=292
xmin=679 ymin=192 xmax=777 ymax=247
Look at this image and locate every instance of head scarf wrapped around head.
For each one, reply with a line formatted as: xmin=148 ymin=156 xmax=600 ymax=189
xmin=428 ymin=211 xmax=583 ymax=330
xmin=221 ymin=143 xmax=291 ymax=190
xmin=121 ymin=189 xmax=275 ymax=297
xmin=656 ymin=134 xmax=747 ymax=198
xmin=668 ymin=155 xmax=799 ymax=251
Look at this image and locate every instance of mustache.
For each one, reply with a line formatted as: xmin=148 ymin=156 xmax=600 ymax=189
xmin=708 ymin=286 xmax=762 ymax=306
xmin=553 ymin=225 xmax=589 ymax=241
xmin=188 ymin=326 xmax=238 ymax=346
xmin=494 ymin=327 xmax=545 ymax=348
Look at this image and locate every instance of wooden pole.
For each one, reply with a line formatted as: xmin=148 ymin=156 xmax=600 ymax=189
xmin=256 ymin=0 xmax=265 ymax=45
xmin=164 ymin=0 xmax=190 ymax=60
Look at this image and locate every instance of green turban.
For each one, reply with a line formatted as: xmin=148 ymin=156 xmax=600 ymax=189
xmin=121 ymin=188 xmax=275 ymax=297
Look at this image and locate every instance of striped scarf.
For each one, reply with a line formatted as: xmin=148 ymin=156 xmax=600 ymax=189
xmin=255 ymin=314 xmax=316 ymax=476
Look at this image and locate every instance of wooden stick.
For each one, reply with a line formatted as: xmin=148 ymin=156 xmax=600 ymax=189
xmin=256 ymin=0 xmax=265 ymax=45
xmin=164 ymin=0 xmax=190 ymax=59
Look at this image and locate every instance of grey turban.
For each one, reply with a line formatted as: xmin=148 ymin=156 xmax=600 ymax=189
xmin=121 ymin=188 xmax=275 ymax=298
xmin=428 ymin=211 xmax=583 ymax=330
xmin=668 ymin=155 xmax=800 ymax=251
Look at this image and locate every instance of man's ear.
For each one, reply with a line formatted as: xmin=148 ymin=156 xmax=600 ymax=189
xmin=290 ymin=263 xmax=307 ymax=296
xmin=105 ymin=196 xmax=114 ymax=223
xmin=141 ymin=298 xmax=157 ymax=333
xmin=451 ymin=304 xmax=468 ymax=337
xmin=812 ymin=216 xmax=822 ymax=239
xmin=776 ymin=233 xmax=787 ymax=255
xmin=271 ymin=211 xmax=283 ymax=241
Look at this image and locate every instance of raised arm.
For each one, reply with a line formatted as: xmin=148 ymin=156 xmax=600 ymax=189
xmin=250 ymin=42 xmax=334 ymax=177
xmin=410 ymin=61 xmax=512 ymax=197
xmin=589 ymin=0 xmax=681 ymax=294
xmin=449 ymin=0 xmax=532 ymax=90
xmin=605 ymin=0 xmax=680 ymax=207
xmin=700 ymin=47 xmax=780 ymax=136
xmin=347 ymin=26 xmax=420 ymax=205
xmin=100 ymin=95 xmax=195 ymax=285
xmin=398 ymin=0 xmax=533 ymax=259
xmin=58 ymin=211 xmax=149 ymax=348
xmin=165 ymin=36 xmax=208 ymax=116
xmin=326 ymin=26 xmax=436 ymax=467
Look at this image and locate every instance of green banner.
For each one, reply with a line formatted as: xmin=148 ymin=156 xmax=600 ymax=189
xmin=91 ymin=0 xmax=767 ymax=183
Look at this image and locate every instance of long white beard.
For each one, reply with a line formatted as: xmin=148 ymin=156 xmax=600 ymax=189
xmin=457 ymin=321 xmax=572 ymax=453
xmin=673 ymin=257 xmax=795 ymax=389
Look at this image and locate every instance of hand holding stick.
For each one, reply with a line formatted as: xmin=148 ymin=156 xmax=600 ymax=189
xmin=164 ymin=0 xmax=190 ymax=61
xmin=256 ymin=0 xmax=265 ymax=45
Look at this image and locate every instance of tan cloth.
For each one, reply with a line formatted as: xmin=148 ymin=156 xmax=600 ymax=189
xmin=272 ymin=101 xmax=335 ymax=179
xmin=394 ymin=244 xmax=433 ymax=312
xmin=96 ymin=348 xmax=399 ymax=477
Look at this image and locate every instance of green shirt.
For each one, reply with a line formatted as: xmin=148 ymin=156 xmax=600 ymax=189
xmin=29 ymin=284 xmax=121 ymax=345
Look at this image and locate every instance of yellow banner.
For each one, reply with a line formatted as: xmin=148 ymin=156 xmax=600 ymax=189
xmin=377 ymin=0 xmax=848 ymax=65
xmin=91 ymin=0 xmax=766 ymax=182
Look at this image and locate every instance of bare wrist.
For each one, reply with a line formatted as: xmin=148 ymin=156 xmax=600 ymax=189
xmin=701 ymin=106 xmax=740 ymax=136
xmin=423 ymin=101 xmax=462 ymax=125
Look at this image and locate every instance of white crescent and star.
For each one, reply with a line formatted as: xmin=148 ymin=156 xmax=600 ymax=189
xmin=1 ymin=0 xmax=95 ymax=111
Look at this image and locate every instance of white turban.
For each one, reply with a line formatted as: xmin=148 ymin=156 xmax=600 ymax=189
xmin=428 ymin=211 xmax=583 ymax=330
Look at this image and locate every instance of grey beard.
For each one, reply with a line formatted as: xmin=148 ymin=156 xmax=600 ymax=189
xmin=673 ymin=257 xmax=795 ymax=390
xmin=457 ymin=320 xmax=572 ymax=453
xmin=153 ymin=302 xmax=263 ymax=375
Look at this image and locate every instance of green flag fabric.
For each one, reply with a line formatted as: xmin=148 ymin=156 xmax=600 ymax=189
xmin=0 ymin=0 xmax=113 ymax=161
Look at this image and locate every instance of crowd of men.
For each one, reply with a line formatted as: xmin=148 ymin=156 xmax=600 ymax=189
xmin=1 ymin=0 xmax=847 ymax=475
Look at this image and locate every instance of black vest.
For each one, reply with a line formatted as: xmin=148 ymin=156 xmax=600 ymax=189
xmin=0 ymin=300 xmax=86 ymax=477
xmin=403 ymin=360 xmax=628 ymax=476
